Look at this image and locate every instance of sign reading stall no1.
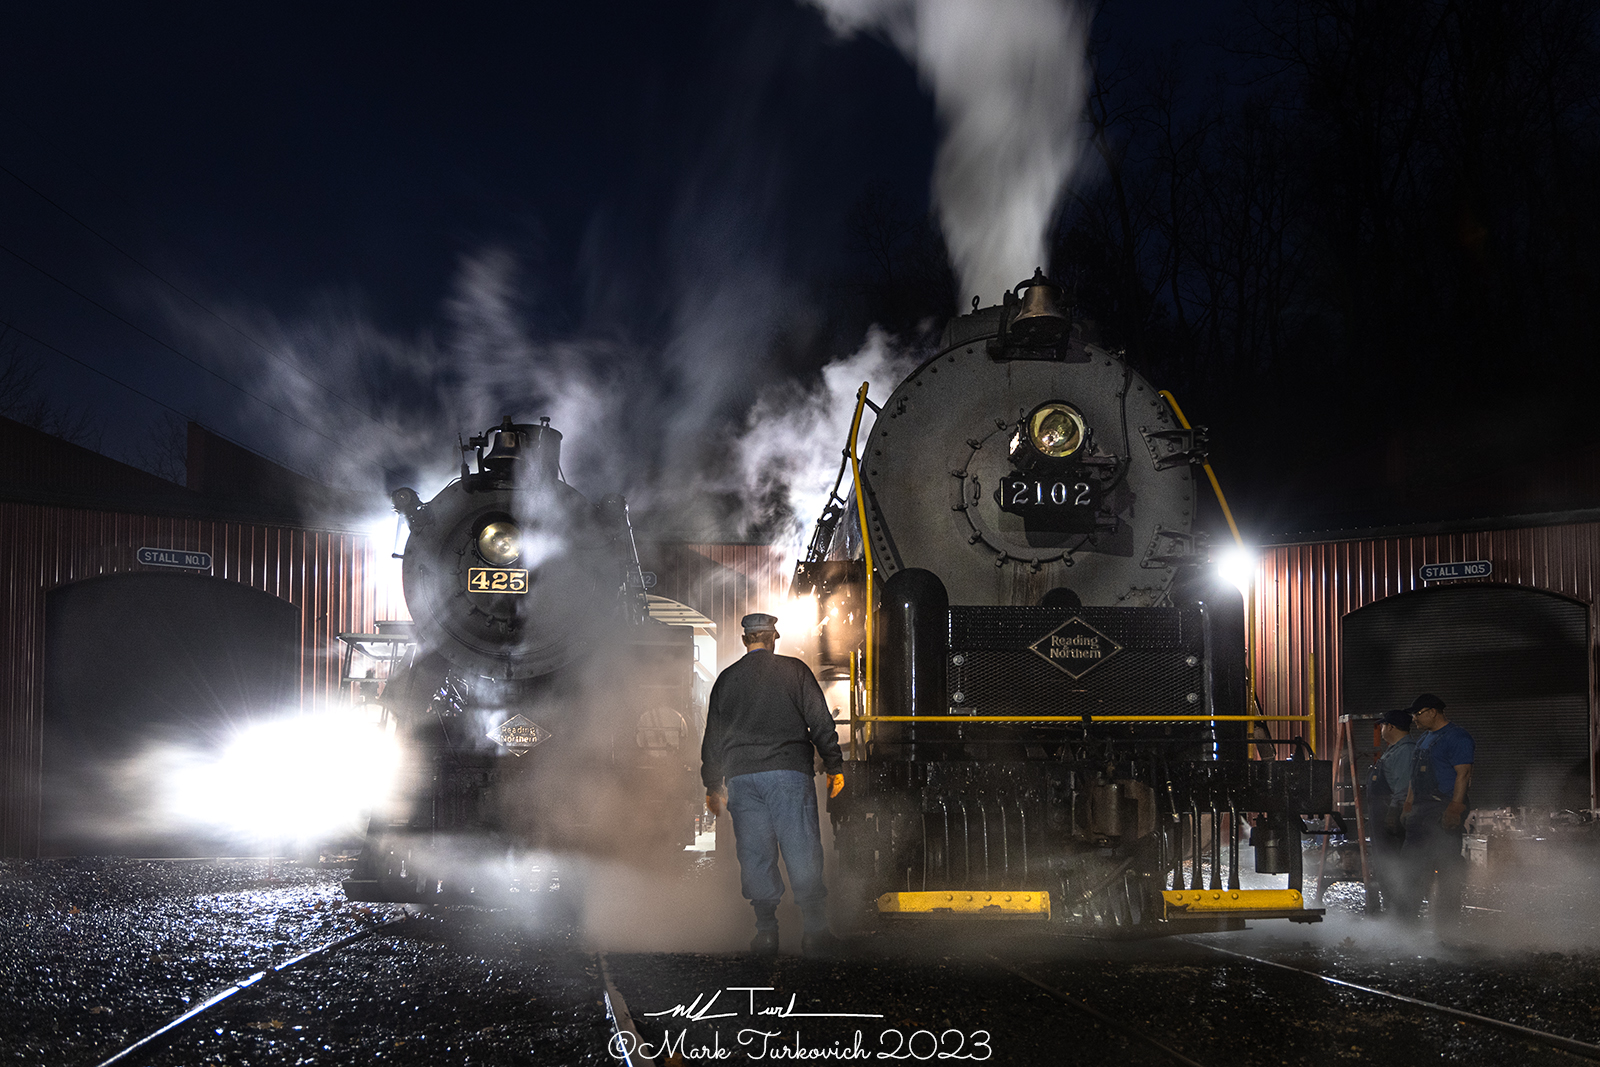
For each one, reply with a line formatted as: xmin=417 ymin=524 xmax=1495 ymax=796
xmin=137 ymin=547 xmax=213 ymax=571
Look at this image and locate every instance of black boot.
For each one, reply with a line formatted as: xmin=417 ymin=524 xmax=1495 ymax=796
xmin=750 ymin=929 xmax=779 ymax=955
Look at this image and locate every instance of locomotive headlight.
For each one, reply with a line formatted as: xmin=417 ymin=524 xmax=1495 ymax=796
xmin=165 ymin=711 xmax=400 ymax=842
xmin=477 ymin=520 xmax=522 ymax=566
xmin=1028 ymin=403 xmax=1087 ymax=458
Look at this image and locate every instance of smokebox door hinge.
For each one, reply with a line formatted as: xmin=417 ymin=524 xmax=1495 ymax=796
xmin=1141 ymin=526 xmax=1208 ymax=568
xmin=1141 ymin=427 xmax=1209 ymax=471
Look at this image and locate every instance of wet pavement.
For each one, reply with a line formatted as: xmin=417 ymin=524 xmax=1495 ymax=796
xmin=605 ymin=913 xmax=1600 ymax=1067
xmin=134 ymin=910 xmax=610 ymax=1066
xmin=0 ymin=858 xmax=607 ymax=1066
xmin=4 ymin=854 xmax=1600 ymax=1065
xmin=0 ymin=858 xmax=407 ymax=1065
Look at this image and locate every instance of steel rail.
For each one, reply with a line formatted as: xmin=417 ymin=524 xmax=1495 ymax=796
xmin=93 ymin=915 xmax=410 ymax=1067
xmin=1192 ymin=942 xmax=1600 ymax=1061
xmin=599 ymin=951 xmax=658 ymax=1067
xmin=989 ymin=956 xmax=1209 ymax=1067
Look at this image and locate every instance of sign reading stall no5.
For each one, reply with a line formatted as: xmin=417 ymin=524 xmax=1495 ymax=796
xmin=1419 ymin=560 xmax=1491 ymax=582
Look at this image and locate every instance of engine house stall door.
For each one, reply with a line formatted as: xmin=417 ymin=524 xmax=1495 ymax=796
xmin=1342 ymin=585 xmax=1590 ymax=811
xmin=42 ymin=573 xmax=299 ymax=856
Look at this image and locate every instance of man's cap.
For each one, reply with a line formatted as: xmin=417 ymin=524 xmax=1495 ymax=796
xmin=741 ymin=612 xmax=779 ymax=633
xmin=1404 ymin=692 xmax=1446 ymax=714
xmin=1379 ymin=708 xmax=1413 ymax=731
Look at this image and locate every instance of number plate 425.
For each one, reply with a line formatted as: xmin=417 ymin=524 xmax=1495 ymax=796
xmin=468 ymin=567 xmax=529 ymax=594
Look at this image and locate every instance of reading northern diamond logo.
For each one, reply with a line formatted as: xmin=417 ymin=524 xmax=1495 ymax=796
xmin=487 ymin=713 xmax=550 ymax=756
xmin=1028 ymin=616 xmax=1123 ymax=679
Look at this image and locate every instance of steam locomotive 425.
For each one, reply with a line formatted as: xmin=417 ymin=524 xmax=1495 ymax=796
xmin=798 ymin=271 xmax=1333 ymax=930
xmin=344 ymin=418 xmax=702 ymax=904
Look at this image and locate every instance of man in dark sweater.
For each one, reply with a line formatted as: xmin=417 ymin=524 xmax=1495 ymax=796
xmin=702 ymin=613 xmax=845 ymax=956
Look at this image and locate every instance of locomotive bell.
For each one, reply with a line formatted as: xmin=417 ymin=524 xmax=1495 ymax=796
xmin=1006 ymin=269 xmax=1072 ymax=347
xmin=480 ymin=415 xmax=562 ymax=482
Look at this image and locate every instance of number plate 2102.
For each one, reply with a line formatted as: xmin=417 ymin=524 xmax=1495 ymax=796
xmin=999 ymin=476 xmax=1094 ymax=510
xmin=467 ymin=567 xmax=529 ymax=594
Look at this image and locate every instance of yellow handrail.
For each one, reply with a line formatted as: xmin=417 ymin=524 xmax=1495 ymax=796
xmin=1158 ymin=390 xmax=1241 ymax=546
xmin=1307 ymin=651 xmax=1318 ymax=756
xmin=1159 ymin=389 xmax=1275 ymax=752
xmin=860 ymin=714 xmax=1313 ymax=723
xmin=846 ymin=382 xmax=874 ymax=739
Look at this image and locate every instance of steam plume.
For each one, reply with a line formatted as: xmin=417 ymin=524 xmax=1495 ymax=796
xmin=160 ymin=251 xmax=913 ymax=553
xmin=725 ymin=327 xmax=914 ymax=548
xmin=804 ymin=0 xmax=1090 ymax=308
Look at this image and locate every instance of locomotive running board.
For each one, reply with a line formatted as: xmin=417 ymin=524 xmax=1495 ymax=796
xmin=876 ymin=890 xmax=1051 ymax=919
xmin=1161 ymin=889 xmax=1324 ymax=923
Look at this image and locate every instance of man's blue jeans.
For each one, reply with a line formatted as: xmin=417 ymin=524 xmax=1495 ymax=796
xmin=725 ymin=769 xmax=828 ymax=933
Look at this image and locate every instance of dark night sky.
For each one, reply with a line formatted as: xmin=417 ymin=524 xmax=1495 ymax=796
xmin=0 ymin=8 xmax=887 ymax=394
xmin=7 ymin=4 xmax=931 ymax=322
xmin=0 ymin=0 xmax=1374 ymax=541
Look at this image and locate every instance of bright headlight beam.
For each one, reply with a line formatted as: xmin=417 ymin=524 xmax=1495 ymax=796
xmin=166 ymin=713 xmax=399 ymax=842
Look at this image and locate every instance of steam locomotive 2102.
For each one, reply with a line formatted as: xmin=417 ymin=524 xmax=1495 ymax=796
xmin=798 ymin=271 xmax=1333 ymax=930
xmin=343 ymin=418 xmax=702 ymax=904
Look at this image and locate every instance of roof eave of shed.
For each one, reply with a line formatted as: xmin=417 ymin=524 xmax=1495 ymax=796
xmin=1262 ymin=506 xmax=1600 ymax=547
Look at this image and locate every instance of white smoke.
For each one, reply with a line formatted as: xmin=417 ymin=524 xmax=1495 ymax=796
xmin=159 ymin=250 xmax=915 ymax=553
xmin=159 ymin=250 xmax=650 ymax=504
xmin=804 ymin=0 xmax=1090 ymax=308
xmin=724 ymin=327 xmax=917 ymax=549
xmin=137 ymin=2 xmax=1092 ymax=530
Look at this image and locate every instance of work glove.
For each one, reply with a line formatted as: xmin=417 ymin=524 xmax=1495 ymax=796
xmin=828 ymin=773 xmax=845 ymax=798
xmin=1442 ymin=801 xmax=1467 ymax=830
xmin=1383 ymin=808 xmax=1401 ymax=836
xmin=706 ymin=790 xmax=726 ymax=818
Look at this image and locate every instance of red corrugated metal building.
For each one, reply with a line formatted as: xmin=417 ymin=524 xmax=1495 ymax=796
xmin=0 ymin=417 xmax=403 ymax=856
xmin=637 ymin=542 xmax=794 ymax=673
xmin=1253 ymin=511 xmax=1600 ymax=810
xmin=1 ymin=415 xmax=795 ymax=856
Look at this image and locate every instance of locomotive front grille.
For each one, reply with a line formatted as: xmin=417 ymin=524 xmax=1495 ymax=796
xmin=947 ymin=606 xmax=1205 ymax=717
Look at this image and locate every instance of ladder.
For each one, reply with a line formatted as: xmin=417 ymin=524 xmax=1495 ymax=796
xmin=1314 ymin=713 xmax=1374 ymax=905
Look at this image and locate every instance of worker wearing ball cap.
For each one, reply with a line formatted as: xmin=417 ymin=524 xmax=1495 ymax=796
xmin=1393 ymin=692 xmax=1474 ymax=929
xmin=701 ymin=612 xmax=846 ymax=957
xmin=1363 ymin=708 xmax=1416 ymax=914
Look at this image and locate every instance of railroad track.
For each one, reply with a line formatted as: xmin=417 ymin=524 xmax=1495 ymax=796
xmin=90 ymin=913 xmax=655 ymax=1067
xmin=989 ymin=954 xmax=1208 ymax=1066
xmin=1189 ymin=941 xmax=1600 ymax=1062
xmin=986 ymin=935 xmax=1600 ymax=1066
xmin=599 ymin=951 xmax=658 ymax=1067
xmin=92 ymin=914 xmax=413 ymax=1067
xmin=88 ymin=913 xmax=1600 ymax=1066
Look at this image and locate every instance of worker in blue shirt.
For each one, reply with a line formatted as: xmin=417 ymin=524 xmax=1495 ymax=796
xmin=702 ymin=613 xmax=846 ymax=957
xmin=1364 ymin=707 xmax=1417 ymax=914
xmin=1394 ymin=693 xmax=1474 ymax=930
